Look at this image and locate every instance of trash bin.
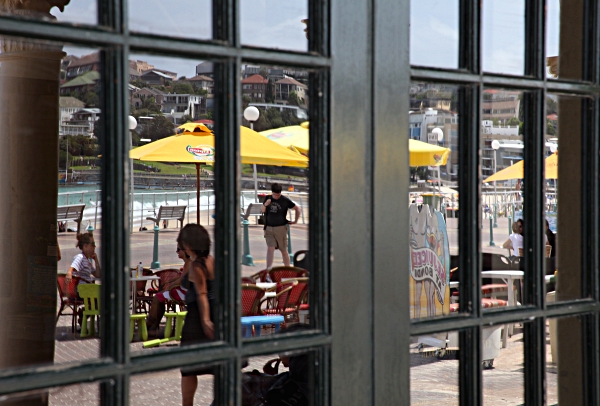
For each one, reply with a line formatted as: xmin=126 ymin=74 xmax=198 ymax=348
xmin=546 ymin=291 xmax=557 ymax=364
xmin=422 ymin=193 xmax=442 ymax=211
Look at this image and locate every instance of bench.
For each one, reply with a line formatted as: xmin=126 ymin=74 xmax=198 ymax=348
xmin=146 ymin=205 xmax=187 ymax=229
xmin=243 ymin=203 xmax=264 ymax=223
xmin=57 ymin=204 xmax=86 ymax=234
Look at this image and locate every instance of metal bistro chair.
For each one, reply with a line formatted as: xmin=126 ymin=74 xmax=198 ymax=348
xmin=249 ymin=269 xmax=269 ymax=283
xmin=268 ymin=266 xmax=308 ymax=283
xmin=56 ymin=275 xmax=83 ymax=333
xmin=242 ymin=284 xmax=265 ymax=316
xmin=260 ymin=281 xmax=296 ymax=328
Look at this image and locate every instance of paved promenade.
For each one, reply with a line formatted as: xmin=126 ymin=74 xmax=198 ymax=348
xmin=51 ymin=216 xmax=558 ymax=404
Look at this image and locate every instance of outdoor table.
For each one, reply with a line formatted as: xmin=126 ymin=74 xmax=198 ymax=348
xmin=481 ymin=270 xmax=523 ymax=348
xmin=241 ymin=315 xmax=284 ymax=338
xmin=131 ymin=275 xmax=160 ymax=314
xmin=256 ymin=282 xmax=277 ymax=308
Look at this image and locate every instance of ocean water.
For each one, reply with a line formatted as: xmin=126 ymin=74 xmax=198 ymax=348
xmin=58 ymin=185 xmax=264 ymax=226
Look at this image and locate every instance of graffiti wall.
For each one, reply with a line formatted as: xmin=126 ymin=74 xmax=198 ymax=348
xmin=409 ymin=204 xmax=450 ymax=319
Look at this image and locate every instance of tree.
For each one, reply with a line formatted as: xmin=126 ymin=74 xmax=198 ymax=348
xmin=139 ymin=115 xmax=175 ymax=141
xmin=288 ymin=91 xmax=300 ymax=106
xmin=242 ymin=95 xmax=252 ymax=109
xmin=180 ymin=114 xmax=193 ymax=123
xmin=259 ymin=67 xmax=269 ymax=79
xmin=172 ymin=82 xmax=194 ymax=94
xmin=506 ymin=117 xmax=520 ymax=126
xmin=130 ymin=78 xmax=147 ymax=88
xmin=491 ymin=117 xmax=499 ymax=126
xmin=83 ymin=91 xmax=99 ymax=107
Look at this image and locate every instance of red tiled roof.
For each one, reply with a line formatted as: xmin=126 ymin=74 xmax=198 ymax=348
xmin=68 ymin=52 xmax=100 ymax=68
xmin=276 ymin=77 xmax=307 ymax=87
xmin=242 ymin=74 xmax=268 ymax=84
xmin=187 ymin=75 xmax=214 ymax=82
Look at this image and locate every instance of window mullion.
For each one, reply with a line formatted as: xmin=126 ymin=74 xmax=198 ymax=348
xmin=99 ymin=46 xmax=130 ymax=406
xmin=459 ymin=0 xmax=480 ymax=73
xmin=524 ymin=0 xmax=545 ymax=79
xmin=458 ymin=83 xmax=482 ymax=406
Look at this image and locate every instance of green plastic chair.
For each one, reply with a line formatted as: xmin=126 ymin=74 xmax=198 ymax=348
xmin=77 ymin=284 xmax=101 ymax=338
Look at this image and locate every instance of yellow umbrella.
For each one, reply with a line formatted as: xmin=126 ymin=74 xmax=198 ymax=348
xmin=483 ymin=152 xmax=558 ymax=182
xmin=408 ymin=139 xmax=450 ymax=167
xmin=260 ymin=125 xmax=309 ymax=155
xmin=130 ymin=123 xmax=308 ymax=222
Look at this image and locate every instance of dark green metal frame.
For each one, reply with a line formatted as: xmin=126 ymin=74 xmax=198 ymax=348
xmin=0 ymin=1 xmax=331 ymax=405
xmin=411 ymin=0 xmax=600 ymax=405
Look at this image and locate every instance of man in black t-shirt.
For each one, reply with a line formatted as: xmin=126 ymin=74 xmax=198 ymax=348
xmin=261 ymin=183 xmax=302 ymax=269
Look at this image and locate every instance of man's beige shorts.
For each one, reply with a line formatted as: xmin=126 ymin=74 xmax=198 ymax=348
xmin=264 ymin=225 xmax=288 ymax=250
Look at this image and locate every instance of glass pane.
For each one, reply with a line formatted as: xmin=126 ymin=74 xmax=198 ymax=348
xmin=550 ymin=315 xmax=585 ymax=404
xmin=0 ymin=1 xmax=97 ymax=26
xmin=130 ymin=368 xmax=214 ymax=405
xmin=482 ymin=322 xmax=524 ymax=404
xmin=127 ymin=55 xmax=220 ymax=352
xmin=546 ymin=0 xmax=585 ymax=80
xmin=545 ymin=94 xmax=584 ymax=301
xmin=409 ymin=83 xmax=459 ymax=319
xmin=411 ymin=331 xmax=459 ymax=404
xmin=128 ymin=0 xmax=211 ymax=40
xmin=482 ymin=0 xmax=525 ymax=75
xmin=0 ymin=37 xmax=103 ymax=370
xmin=50 ymin=1 xmax=97 ymax=26
xmin=241 ymin=1 xmax=308 ymax=52
xmin=9 ymin=382 xmax=101 ymax=405
xmin=239 ymin=63 xmax=310 ymax=336
xmin=242 ymin=347 xmax=315 ymax=405
xmin=479 ymin=88 xmax=524 ymax=311
xmin=410 ymin=0 xmax=459 ymax=69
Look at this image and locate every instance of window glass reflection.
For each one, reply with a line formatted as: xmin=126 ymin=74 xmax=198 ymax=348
xmin=410 ymin=0 xmax=459 ymax=69
xmin=479 ymin=88 xmax=525 ymax=311
xmin=482 ymin=0 xmax=525 ymax=75
xmin=243 ymin=344 xmax=314 ymax=405
xmin=129 ymin=0 xmax=211 ymax=39
xmin=127 ymin=55 xmax=220 ymax=354
xmin=241 ymin=1 xmax=308 ymax=52
xmin=239 ymin=64 xmax=310 ymax=336
xmin=409 ymin=83 xmax=459 ymax=319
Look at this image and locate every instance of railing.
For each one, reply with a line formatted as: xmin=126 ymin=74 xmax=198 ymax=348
xmin=58 ymin=189 xmax=310 ymax=231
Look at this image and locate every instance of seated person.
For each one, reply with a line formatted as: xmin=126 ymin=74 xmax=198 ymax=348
xmin=65 ymin=233 xmax=100 ymax=285
xmin=240 ymin=324 xmax=310 ymax=406
xmin=502 ymin=221 xmax=523 ymax=257
xmin=147 ymin=244 xmax=191 ymax=336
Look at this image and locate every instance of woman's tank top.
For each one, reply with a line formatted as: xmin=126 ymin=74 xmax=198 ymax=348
xmin=182 ymin=257 xmax=215 ymax=320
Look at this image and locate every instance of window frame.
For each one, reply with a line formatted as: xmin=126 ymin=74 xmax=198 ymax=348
xmin=409 ymin=0 xmax=600 ymax=404
xmin=0 ymin=1 xmax=332 ymax=405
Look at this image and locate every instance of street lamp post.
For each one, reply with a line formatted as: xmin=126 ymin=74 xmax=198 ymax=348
xmin=491 ymin=140 xmax=500 ymax=228
xmin=243 ymin=106 xmax=260 ymax=202
xmin=128 ymin=116 xmax=137 ymax=233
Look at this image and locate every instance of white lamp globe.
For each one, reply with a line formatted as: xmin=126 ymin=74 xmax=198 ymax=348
xmin=491 ymin=140 xmax=500 ymax=150
xmin=432 ymin=127 xmax=443 ymax=142
xmin=128 ymin=115 xmax=138 ymax=131
xmin=243 ymin=106 xmax=260 ymax=122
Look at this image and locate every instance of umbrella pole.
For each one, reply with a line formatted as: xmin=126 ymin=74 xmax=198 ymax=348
xmin=196 ymin=163 xmax=201 ymax=224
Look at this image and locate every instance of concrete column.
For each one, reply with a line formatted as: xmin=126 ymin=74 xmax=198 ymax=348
xmin=0 ymin=36 xmax=64 ymax=380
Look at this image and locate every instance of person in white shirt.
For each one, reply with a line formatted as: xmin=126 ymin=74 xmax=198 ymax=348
xmin=65 ymin=232 xmax=100 ymax=285
xmin=503 ymin=219 xmax=524 ymax=257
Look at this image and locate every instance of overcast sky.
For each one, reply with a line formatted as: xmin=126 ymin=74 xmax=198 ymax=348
xmin=57 ymin=0 xmax=559 ymax=78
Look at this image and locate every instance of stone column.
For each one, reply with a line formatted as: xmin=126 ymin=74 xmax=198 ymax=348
xmin=0 ymin=37 xmax=64 ymax=404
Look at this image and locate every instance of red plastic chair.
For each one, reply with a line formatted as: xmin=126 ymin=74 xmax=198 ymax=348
xmin=242 ymin=284 xmax=266 ymax=316
xmin=268 ymin=266 xmax=308 ymax=283
xmin=56 ymin=274 xmax=83 ymax=332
